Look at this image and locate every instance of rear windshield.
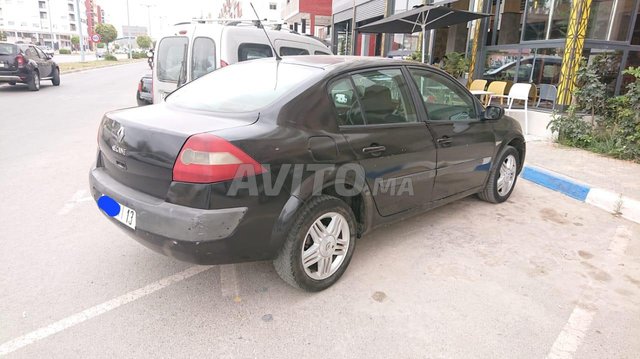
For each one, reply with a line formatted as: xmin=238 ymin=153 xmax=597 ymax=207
xmin=0 ymin=43 xmax=17 ymax=55
xmin=157 ymin=36 xmax=188 ymax=82
xmin=167 ymin=60 xmax=322 ymax=113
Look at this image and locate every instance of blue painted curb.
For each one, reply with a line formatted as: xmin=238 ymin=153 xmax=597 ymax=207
xmin=521 ymin=165 xmax=591 ymax=202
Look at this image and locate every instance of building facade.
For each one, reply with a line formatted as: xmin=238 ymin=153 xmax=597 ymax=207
xmin=281 ymin=0 xmax=332 ymax=40
xmin=332 ymin=0 xmax=640 ymax=98
xmin=0 ymin=0 xmax=90 ymax=50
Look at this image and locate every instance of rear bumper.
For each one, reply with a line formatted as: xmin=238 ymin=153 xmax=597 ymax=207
xmin=0 ymin=75 xmax=22 ymax=82
xmin=89 ymin=166 xmax=250 ymax=264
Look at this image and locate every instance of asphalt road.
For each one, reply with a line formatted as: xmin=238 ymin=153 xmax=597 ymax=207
xmin=1 ymin=63 xmax=639 ymax=359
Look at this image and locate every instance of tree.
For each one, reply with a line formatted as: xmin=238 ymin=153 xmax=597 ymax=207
xmin=94 ymin=23 xmax=117 ymax=53
xmin=136 ymin=35 xmax=152 ymax=49
xmin=0 ymin=31 xmax=7 ymax=41
xmin=219 ymin=0 xmax=242 ymax=19
xmin=71 ymin=35 xmax=79 ymax=50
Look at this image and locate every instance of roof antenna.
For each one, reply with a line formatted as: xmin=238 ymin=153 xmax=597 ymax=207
xmin=250 ymin=2 xmax=281 ymax=61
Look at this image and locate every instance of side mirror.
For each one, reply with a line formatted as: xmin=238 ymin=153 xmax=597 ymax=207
xmin=483 ymin=105 xmax=504 ymax=120
xmin=48 ymin=53 xmax=54 ymax=58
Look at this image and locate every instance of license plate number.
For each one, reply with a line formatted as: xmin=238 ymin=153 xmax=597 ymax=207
xmin=115 ymin=203 xmax=136 ymax=229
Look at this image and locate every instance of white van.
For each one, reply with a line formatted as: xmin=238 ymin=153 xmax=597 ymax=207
xmin=151 ymin=21 xmax=332 ymax=103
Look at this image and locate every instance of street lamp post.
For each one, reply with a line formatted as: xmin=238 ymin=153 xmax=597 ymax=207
xmin=127 ymin=0 xmax=132 ymax=59
xmin=75 ymin=0 xmax=85 ymax=61
xmin=140 ymin=4 xmax=156 ymax=38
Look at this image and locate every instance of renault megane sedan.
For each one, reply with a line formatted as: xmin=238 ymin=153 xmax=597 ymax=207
xmin=90 ymin=56 xmax=525 ymax=291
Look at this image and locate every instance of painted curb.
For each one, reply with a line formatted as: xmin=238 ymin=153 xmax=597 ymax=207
xmin=522 ymin=165 xmax=640 ymax=224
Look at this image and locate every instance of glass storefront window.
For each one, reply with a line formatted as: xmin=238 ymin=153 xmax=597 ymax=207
xmin=483 ymin=48 xmax=563 ymax=85
xmin=584 ymin=49 xmax=623 ymax=95
xmin=622 ymin=51 xmax=640 ymax=92
xmin=524 ymin=0 xmax=552 ymax=41
xmin=483 ymin=49 xmax=521 ymax=82
xmin=587 ymin=0 xmax=635 ymax=41
xmin=524 ymin=0 xmax=572 ymax=41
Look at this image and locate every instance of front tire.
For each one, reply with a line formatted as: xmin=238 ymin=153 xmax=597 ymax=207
xmin=274 ymin=195 xmax=356 ymax=291
xmin=52 ymin=67 xmax=60 ymax=86
xmin=27 ymin=71 xmax=40 ymax=91
xmin=478 ymin=145 xmax=520 ymax=203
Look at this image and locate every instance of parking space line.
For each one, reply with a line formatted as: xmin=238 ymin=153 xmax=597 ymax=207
xmin=58 ymin=189 xmax=93 ymax=215
xmin=545 ymin=225 xmax=632 ymax=359
xmin=219 ymin=264 xmax=240 ymax=299
xmin=545 ymin=306 xmax=596 ymax=359
xmin=0 ymin=265 xmax=211 ymax=357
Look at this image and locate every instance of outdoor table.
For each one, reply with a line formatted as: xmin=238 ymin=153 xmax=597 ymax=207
xmin=470 ymin=90 xmax=495 ymax=106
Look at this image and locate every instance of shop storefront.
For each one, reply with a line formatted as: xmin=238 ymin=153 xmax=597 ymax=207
xmin=332 ymin=0 xmax=640 ymax=100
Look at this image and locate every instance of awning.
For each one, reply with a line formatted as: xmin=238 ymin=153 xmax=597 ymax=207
xmin=358 ymin=5 xmax=490 ymax=34
xmin=357 ymin=5 xmax=490 ymax=64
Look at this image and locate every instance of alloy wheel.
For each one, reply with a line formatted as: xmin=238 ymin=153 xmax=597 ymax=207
xmin=301 ymin=212 xmax=350 ymax=280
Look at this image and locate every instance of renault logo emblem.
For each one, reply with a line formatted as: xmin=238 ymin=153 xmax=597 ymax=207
xmin=116 ymin=127 xmax=125 ymax=143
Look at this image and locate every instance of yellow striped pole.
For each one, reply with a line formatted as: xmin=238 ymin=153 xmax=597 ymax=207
xmin=556 ymin=0 xmax=593 ymax=107
xmin=466 ymin=0 xmax=484 ymax=88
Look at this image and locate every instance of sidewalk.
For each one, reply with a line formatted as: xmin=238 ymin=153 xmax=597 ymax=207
xmin=523 ymin=139 xmax=640 ymax=223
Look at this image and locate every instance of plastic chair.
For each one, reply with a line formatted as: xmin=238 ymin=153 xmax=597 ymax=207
xmin=489 ymin=83 xmax=532 ymax=134
xmin=469 ymin=79 xmax=487 ymax=91
xmin=536 ymin=84 xmax=557 ymax=109
xmin=485 ymin=81 xmax=508 ymax=106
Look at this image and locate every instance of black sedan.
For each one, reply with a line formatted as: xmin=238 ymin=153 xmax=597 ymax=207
xmin=0 ymin=42 xmax=60 ymax=91
xmin=90 ymin=56 xmax=525 ymax=291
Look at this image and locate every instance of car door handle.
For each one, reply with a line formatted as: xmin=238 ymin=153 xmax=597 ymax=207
xmin=362 ymin=145 xmax=386 ymax=155
xmin=437 ymin=136 xmax=452 ymax=147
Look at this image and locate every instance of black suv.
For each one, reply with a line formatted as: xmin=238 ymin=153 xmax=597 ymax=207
xmin=0 ymin=42 xmax=60 ymax=91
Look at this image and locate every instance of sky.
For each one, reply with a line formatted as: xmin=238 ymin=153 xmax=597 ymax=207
xmin=104 ymin=0 xmax=277 ymax=39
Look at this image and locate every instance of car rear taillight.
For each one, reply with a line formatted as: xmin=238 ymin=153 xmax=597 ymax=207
xmin=16 ymin=55 xmax=25 ymax=68
xmin=220 ymin=60 xmax=228 ymax=68
xmin=173 ymin=133 xmax=265 ymax=183
xmin=138 ymin=80 xmax=143 ymax=92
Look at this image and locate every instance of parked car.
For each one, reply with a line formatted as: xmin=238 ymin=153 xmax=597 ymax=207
xmin=91 ymin=56 xmax=526 ymax=291
xmin=136 ymin=73 xmax=153 ymax=106
xmin=40 ymin=45 xmax=55 ymax=57
xmin=144 ymin=20 xmax=333 ymax=104
xmin=96 ymin=47 xmax=107 ymax=59
xmin=0 ymin=42 xmax=60 ymax=91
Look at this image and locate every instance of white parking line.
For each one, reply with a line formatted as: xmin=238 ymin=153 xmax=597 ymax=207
xmin=58 ymin=189 xmax=93 ymax=215
xmin=0 ymin=265 xmax=211 ymax=357
xmin=219 ymin=264 xmax=240 ymax=299
xmin=545 ymin=225 xmax=631 ymax=359
xmin=545 ymin=306 xmax=596 ymax=359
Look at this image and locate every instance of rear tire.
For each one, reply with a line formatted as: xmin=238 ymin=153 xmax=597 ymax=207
xmin=51 ymin=67 xmax=60 ymax=86
xmin=27 ymin=71 xmax=40 ymax=91
xmin=478 ymin=145 xmax=520 ymax=203
xmin=274 ymin=195 xmax=356 ymax=291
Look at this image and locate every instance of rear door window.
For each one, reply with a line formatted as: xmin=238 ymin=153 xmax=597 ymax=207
xmin=157 ymin=36 xmax=188 ymax=82
xmin=191 ymin=37 xmax=216 ymax=80
xmin=350 ymin=68 xmax=417 ymax=125
xmin=238 ymin=43 xmax=273 ymax=62
xmin=25 ymin=46 xmax=39 ymax=59
xmin=280 ymin=47 xmax=309 ymax=56
xmin=315 ymin=50 xmax=331 ymax=55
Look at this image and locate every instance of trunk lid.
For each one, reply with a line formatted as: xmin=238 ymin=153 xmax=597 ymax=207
xmin=98 ymin=104 xmax=258 ymax=198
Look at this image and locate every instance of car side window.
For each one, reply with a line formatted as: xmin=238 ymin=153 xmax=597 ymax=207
xmin=280 ymin=47 xmax=309 ymax=56
xmin=314 ymin=51 xmax=331 ymax=55
xmin=409 ymin=68 xmax=477 ymax=122
xmin=191 ymin=37 xmax=216 ymax=80
xmin=328 ymin=77 xmax=365 ymax=126
xmin=25 ymin=46 xmax=39 ymax=59
xmin=350 ymin=68 xmax=417 ymax=125
xmin=238 ymin=43 xmax=273 ymax=62
xmin=35 ymin=47 xmax=47 ymax=59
